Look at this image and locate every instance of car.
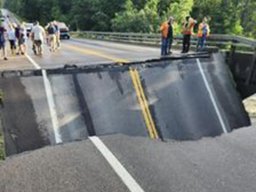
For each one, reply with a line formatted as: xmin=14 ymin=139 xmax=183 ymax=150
xmin=57 ymin=22 xmax=70 ymax=39
xmin=24 ymin=22 xmax=34 ymax=37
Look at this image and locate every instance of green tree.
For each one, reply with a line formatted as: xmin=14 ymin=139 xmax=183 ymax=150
xmin=0 ymin=0 xmax=3 ymax=8
xmin=165 ymin=0 xmax=194 ymax=34
xmin=240 ymin=0 xmax=256 ymax=38
xmin=192 ymin=0 xmax=243 ymax=35
xmin=112 ymin=0 xmax=160 ymax=33
xmin=3 ymin=0 xmax=256 ymax=38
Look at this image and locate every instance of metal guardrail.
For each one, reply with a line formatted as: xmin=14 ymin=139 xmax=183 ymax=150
xmin=71 ymin=31 xmax=256 ymax=88
xmin=71 ymin=31 xmax=256 ymax=51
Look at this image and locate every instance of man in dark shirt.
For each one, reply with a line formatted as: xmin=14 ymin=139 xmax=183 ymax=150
xmin=167 ymin=17 xmax=174 ymax=54
xmin=0 ymin=23 xmax=7 ymax=60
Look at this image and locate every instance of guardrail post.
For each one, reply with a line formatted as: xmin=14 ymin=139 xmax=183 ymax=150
xmin=228 ymin=40 xmax=237 ymax=66
xmin=246 ymin=47 xmax=256 ymax=85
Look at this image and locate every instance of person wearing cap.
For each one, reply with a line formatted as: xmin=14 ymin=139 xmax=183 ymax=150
xmin=167 ymin=17 xmax=174 ymax=54
xmin=181 ymin=16 xmax=197 ymax=53
xmin=196 ymin=17 xmax=210 ymax=51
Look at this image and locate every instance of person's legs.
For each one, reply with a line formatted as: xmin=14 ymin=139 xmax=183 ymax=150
xmin=185 ymin=35 xmax=191 ymax=53
xmin=17 ymin=38 xmax=22 ymax=55
xmin=0 ymin=44 xmax=3 ymax=57
xmin=39 ymin=41 xmax=42 ymax=55
xmin=201 ymin=35 xmax=206 ymax=50
xmin=197 ymin=37 xmax=203 ymax=51
xmin=182 ymin=35 xmax=186 ymax=53
xmin=32 ymin=40 xmax=37 ymax=54
xmin=9 ymin=40 xmax=13 ymax=54
xmin=22 ymin=39 xmax=27 ymax=54
xmin=50 ymin=35 xmax=56 ymax=51
xmin=56 ymin=33 xmax=60 ymax=48
xmin=34 ymin=40 xmax=40 ymax=55
xmin=164 ymin=38 xmax=168 ymax=55
xmin=168 ymin=38 xmax=173 ymax=54
xmin=2 ymin=43 xmax=7 ymax=60
xmin=196 ymin=38 xmax=200 ymax=51
xmin=53 ymin=35 xmax=56 ymax=51
xmin=161 ymin=37 xmax=166 ymax=56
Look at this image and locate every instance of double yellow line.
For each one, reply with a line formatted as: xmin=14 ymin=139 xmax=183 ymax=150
xmin=64 ymin=44 xmax=159 ymax=139
xmin=129 ymin=69 xmax=159 ymax=139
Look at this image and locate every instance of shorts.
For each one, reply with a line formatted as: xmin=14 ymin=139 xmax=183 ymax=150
xmin=18 ymin=38 xmax=25 ymax=45
xmin=0 ymin=41 xmax=5 ymax=49
xmin=34 ymin=40 xmax=42 ymax=47
xmin=9 ymin=40 xmax=16 ymax=49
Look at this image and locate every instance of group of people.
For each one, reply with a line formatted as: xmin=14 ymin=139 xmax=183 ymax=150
xmin=0 ymin=22 xmax=27 ymax=60
xmin=0 ymin=20 xmax=61 ymax=60
xmin=160 ymin=16 xmax=210 ymax=56
xmin=32 ymin=21 xmax=61 ymax=55
xmin=31 ymin=21 xmax=61 ymax=55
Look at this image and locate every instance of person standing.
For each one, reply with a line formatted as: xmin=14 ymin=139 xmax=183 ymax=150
xmin=46 ymin=22 xmax=57 ymax=52
xmin=15 ymin=23 xmax=27 ymax=55
xmin=0 ymin=23 xmax=7 ymax=60
xmin=31 ymin=21 xmax=46 ymax=55
xmin=160 ymin=18 xmax=169 ymax=56
xmin=7 ymin=25 xmax=17 ymax=55
xmin=53 ymin=21 xmax=61 ymax=49
xmin=182 ymin=16 xmax=197 ymax=53
xmin=167 ymin=17 xmax=174 ymax=54
xmin=196 ymin=17 xmax=210 ymax=52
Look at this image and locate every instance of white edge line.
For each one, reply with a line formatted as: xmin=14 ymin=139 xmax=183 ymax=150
xmin=42 ymin=69 xmax=62 ymax=144
xmin=25 ymin=54 xmax=62 ymax=143
xmin=89 ymin=136 xmax=145 ymax=192
xmin=196 ymin=58 xmax=228 ymax=134
xmin=25 ymin=54 xmax=41 ymax=69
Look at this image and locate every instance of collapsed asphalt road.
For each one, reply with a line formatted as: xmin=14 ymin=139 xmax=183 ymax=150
xmin=0 ymin=53 xmax=250 ymax=156
xmin=0 ymin=125 xmax=255 ymax=192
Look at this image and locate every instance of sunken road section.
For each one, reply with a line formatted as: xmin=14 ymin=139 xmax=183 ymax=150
xmin=0 ymin=52 xmax=250 ymax=156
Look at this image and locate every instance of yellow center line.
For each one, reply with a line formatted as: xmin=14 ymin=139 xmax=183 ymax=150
xmin=64 ymin=43 xmax=159 ymax=139
xmin=63 ymin=44 xmax=128 ymax=63
xmin=129 ymin=69 xmax=159 ymax=139
xmin=132 ymin=69 xmax=159 ymax=139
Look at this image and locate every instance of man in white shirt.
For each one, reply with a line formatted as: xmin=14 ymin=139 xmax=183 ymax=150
xmin=31 ymin=21 xmax=45 ymax=55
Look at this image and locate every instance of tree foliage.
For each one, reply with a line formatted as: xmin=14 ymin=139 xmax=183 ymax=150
xmin=4 ymin=0 xmax=256 ymax=38
xmin=0 ymin=0 xmax=3 ymax=8
xmin=112 ymin=0 xmax=161 ymax=33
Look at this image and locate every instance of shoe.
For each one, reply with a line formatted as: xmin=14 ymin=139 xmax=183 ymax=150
xmin=4 ymin=57 xmax=8 ymax=60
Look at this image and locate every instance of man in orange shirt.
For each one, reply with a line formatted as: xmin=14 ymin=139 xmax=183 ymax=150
xmin=182 ymin=16 xmax=197 ymax=53
xmin=160 ymin=18 xmax=169 ymax=56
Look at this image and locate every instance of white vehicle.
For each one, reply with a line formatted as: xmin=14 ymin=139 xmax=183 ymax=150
xmin=57 ymin=22 xmax=70 ymax=39
xmin=24 ymin=22 xmax=34 ymax=37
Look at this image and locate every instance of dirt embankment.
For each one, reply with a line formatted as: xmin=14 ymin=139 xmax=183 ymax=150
xmin=243 ymin=95 xmax=256 ymax=118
